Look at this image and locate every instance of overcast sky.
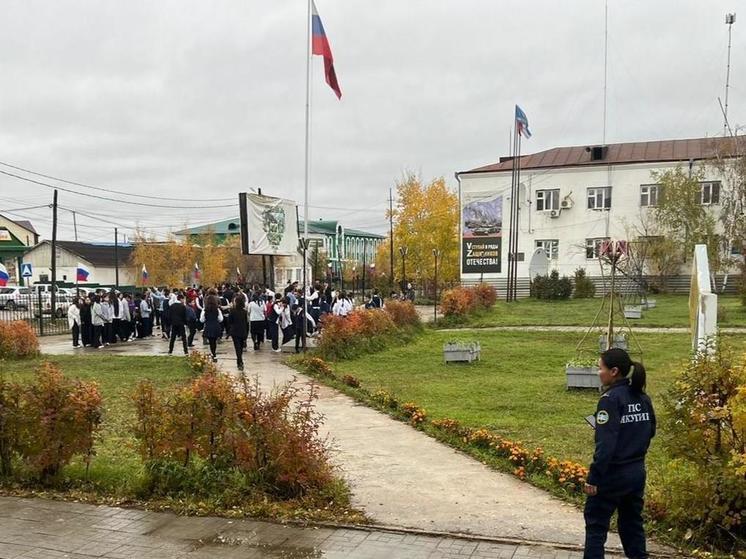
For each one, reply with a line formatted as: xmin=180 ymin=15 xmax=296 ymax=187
xmin=0 ymin=0 xmax=743 ymax=242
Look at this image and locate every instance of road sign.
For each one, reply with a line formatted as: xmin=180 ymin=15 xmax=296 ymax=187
xmin=21 ymin=263 xmax=33 ymax=278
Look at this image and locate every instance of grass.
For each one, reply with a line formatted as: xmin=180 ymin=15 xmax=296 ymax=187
xmin=327 ymin=330 xmax=745 ymax=496
xmin=0 ymin=355 xmax=360 ymax=522
xmin=434 ymin=294 xmax=746 ymax=329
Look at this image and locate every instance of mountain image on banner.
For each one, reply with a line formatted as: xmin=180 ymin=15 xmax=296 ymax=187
xmin=462 ymin=195 xmax=503 ymax=238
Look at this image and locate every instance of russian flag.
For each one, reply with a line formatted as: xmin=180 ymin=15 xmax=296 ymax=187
xmin=76 ymin=263 xmax=91 ymax=282
xmin=0 ymin=263 xmax=9 ymax=287
xmin=515 ymin=105 xmax=532 ymax=139
xmin=312 ymin=1 xmax=342 ymax=100
xmin=194 ymin=262 xmax=201 ymax=280
xmin=142 ymin=265 xmax=149 ymax=284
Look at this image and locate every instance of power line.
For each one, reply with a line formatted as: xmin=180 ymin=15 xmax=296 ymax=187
xmin=0 ymin=160 xmax=237 ymax=202
xmin=0 ymin=169 xmax=238 ymax=209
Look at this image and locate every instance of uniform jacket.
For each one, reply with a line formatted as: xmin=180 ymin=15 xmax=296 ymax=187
xmin=588 ymin=379 xmax=656 ymax=487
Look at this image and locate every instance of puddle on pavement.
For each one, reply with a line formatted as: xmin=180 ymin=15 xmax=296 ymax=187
xmin=202 ymin=532 xmax=326 ymax=558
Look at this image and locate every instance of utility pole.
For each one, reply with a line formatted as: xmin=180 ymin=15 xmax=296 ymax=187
xmin=72 ymin=211 xmax=78 ymax=241
xmin=114 ymin=228 xmax=120 ymax=290
xmin=50 ymin=190 xmax=58 ymax=313
xmin=389 ymin=188 xmax=394 ymax=291
xmin=724 ymin=13 xmax=737 ymax=135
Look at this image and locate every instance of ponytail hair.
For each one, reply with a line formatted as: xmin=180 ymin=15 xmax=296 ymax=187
xmin=600 ymin=348 xmax=647 ymax=393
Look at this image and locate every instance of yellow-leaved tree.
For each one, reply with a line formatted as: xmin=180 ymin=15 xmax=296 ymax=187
xmin=130 ymin=232 xmax=195 ymax=287
xmin=375 ymin=174 xmax=459 ymax=295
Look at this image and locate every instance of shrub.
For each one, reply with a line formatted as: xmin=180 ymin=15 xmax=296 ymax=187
xmin=661 ymin=342 xmax=746 ymax=548
xmin=383 ymin=299 xmax=421 ymax=328
xmin=316 ymin=309 xmax=402 ymax=361
xmin=401 ymin=402 xmax=427 ymax=425
xmin=6 ymin=363 xmax=102 ymax=481
xmin=440 ymin=287 xmax=478 ymax=317
xmin=0 ymin=321 xmax=39 ymax=359
xmin=187 ymin=350 xmax=218 ymax=376
xmin=371 ymin=390 xmax=398 ymax=409
xmin=132 ymin=372 xmax=336 ymax=500
xmin=531 ymin=270 xmax=572 ymax=300
xmin=472 ymin=283 xmax=497 ymax=309
xmin=572 ymin=267 xmax=596 ymax=299
xmin=298 ymin=356 xmax=334 ymax=377
xmin=341 ymin=375 xmax=360 ymax=388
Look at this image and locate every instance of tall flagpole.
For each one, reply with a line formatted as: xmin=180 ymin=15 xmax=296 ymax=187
xmin=303 ymin=0 xmax=312 ymax=348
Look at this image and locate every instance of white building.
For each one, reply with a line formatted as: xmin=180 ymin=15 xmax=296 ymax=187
xmin=22 ymin=241 xmax=136 ymax=287
xmin=456 ymin=136 xmax=738 ymax=292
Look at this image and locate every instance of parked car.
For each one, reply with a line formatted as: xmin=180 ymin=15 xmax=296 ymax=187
xmin=0 ymin=286 xmax=32 ymax=310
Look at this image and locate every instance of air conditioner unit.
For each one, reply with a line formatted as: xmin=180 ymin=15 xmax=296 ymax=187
xmin=549 ymin=209 xmax=560 ymax=218
xmin=560 ymin=199 xmax=572 ymax=209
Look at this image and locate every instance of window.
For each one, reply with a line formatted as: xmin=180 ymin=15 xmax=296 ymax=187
xmin=586 ymin=237 xmax=610 ymax=259
xmin=698 ymin=181 xmax=721 ymax=205
xmin=640 ymin=184 xmax=659 ymax=207
xmin=535 ymin=239 xmax=559 ymax=260
xmin=587 ymin=187 xmax=612 ymax=210
xmin=535 ymin=189 xmax=560 ymax=211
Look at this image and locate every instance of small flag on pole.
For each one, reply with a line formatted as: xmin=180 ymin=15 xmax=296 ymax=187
xmin=141 ymin=265 xmax=149 ymax=284
xmin=312 ymin=0 xmax=342 ymax=99
xmin=0 ymin=263 xmax=9 ymax=286
xmin=515 ymin=105 xmax=532 ymax=139
xmin=76 ymin=263 xmax=91 ymax=282
xmin=194 ymin=262 xmax=201 ymax=281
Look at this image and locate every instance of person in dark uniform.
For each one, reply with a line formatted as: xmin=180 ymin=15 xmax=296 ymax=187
xmin=229 ymin=293 xmax=249 ymax=371
xmin=584 ymin=348 xmax=656 ymax=559
xmin=167 ymin=293 xmax=189 ymax=356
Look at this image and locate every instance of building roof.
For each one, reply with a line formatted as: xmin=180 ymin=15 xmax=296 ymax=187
xmin=175 ymin=218 xmax=384 ymax=239
xmin=13 ymin=220 xmax=38 ymax=235
xmin=462 ymin=136 xmax=741 ymax=174
xmin=30 ymin=240 xmax=134 ymax=267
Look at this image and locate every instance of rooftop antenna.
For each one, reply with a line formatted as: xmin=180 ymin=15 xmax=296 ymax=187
xmin=724 ymin=13 xmax=736 ymax=136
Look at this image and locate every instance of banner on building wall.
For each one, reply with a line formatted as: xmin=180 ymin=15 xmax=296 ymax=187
xmin=239 ymin=193 xmax=300 ymax=256
xmin=461 ymin=192 xmax=503 ymax=274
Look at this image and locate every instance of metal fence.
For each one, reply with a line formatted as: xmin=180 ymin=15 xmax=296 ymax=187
xmin=0 ymin=286 xmax=71 ymax=336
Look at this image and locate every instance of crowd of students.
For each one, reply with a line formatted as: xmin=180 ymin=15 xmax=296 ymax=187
xmin=66 ymin=281 xmax=385 ymax=371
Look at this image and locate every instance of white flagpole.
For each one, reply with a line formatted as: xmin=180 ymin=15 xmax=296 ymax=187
xmin=302 ymin=0 xmax=312 ymax=347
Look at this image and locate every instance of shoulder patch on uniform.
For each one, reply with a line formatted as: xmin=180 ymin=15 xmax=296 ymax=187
xmin=600 ymin=393 xmax=610 ymax=398
xmin=596 ymin=410 xmax=609 ymax=425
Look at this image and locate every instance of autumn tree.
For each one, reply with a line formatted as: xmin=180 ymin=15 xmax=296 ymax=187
xmin=194 ymin=231 xmax=228 ymax=287
xmin=130 ymin=232 xmax=195 ymax=287
xmin=375 ymin=173 xmax=459 ymax=295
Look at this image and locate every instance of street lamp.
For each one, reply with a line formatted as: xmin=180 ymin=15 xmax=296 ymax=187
xmin=352 ymin=266 xmax=357 ymax=298
xmin=432 ymin=248 xmax=440 ymax=323
xmin=399 ymin=246 xmax=408 ymax=295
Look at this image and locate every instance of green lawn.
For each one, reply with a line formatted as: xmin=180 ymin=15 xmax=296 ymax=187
xmin=330 ymin=330 xmax=746 ymax=487
xmin=1 ymin=355 xmax=193 ymax=494
xmin=437 ymin=294 xmax=746 ymax=328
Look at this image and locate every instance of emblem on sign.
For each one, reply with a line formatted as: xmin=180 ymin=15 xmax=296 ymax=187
xmin=262 ymin=205 xmax=286 ymax=249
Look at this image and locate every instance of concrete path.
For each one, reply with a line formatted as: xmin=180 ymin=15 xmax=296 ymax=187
xmin=0 ymin=495 xmax=605 ymax=559
xmin=38 ymin=333 xmax=652 ymax=552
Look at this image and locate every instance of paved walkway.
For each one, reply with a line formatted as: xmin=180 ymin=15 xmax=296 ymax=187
xmin=0 ymin=495 xmax=597 ymax=559
xmin=38 ymin=333 xmax=668 ymax=554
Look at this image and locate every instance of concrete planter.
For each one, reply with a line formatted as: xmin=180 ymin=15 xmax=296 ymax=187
xmin=598 ymin=334 xmax=628 ymax=352
xmin=624 ymin=305 xmax=642 ymax=319
xmin=643 ymin=299 xmax=657 ymax=310
xmin=566 ymin=365 xmax=602 ymax=390
xmin=444 ymin=342 xmax=481 ymax=364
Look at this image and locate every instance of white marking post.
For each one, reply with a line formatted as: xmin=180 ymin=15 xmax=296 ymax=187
xmin=689 ymin=244 xmax=718 ymax=352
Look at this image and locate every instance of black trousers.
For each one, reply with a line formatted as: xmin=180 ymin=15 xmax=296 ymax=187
xmin=187 ymin=323 xmax=197 ymax=346
xmin=71 ymin=323 xmax=80 ymax=347
xmin=81 ymin=322 xmax=92 ymax=346
xmin=267 ymin=321 xmax=279 ymax=350
xmin=92 ymin=325 xmax=103 ymax=348
xmin=103 ymin=323 xmax=113 ymax=344
xmin=169 ymin=325 xmax=188 ymax=354
xmin=584 ymin=464 xmax=647 ymax=559
xmin=207 ymin=336 xmax=218 ymax=357
xmin=232 ymin=335 xmax=247 ymax=366
xmin=250 ymin=321 xmax=264 ymax=349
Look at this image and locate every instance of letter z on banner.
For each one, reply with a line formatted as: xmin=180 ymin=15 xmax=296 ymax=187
xmin=239 ymin=193 xmax=300 ymax=256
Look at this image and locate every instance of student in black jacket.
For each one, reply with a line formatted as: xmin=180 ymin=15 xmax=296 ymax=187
xmin=167 ymin=293 xmax=189 ymax=355
xmin=229 ymin=293 xmax=249 ymax=370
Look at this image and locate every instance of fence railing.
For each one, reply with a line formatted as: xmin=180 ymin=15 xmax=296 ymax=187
xmin=0 ymin=288 xmax=71 ymax=336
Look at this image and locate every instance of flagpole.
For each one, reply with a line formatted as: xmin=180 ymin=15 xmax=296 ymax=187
xmin=302 ymin=0 xmax=312 ymax=349
xmin=513 ymin=132 xmax=522 ymax=302
xmin=508 ymin=121 xmax=518 ymax=301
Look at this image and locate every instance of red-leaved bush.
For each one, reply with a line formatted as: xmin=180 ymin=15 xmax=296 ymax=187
xmin=132 ymin=367 xmax=335 ymax=499
xmin=383 ymin=299 xmax=421 ymax=328
xmin=440 ymin=284 xmax=496 ymax=317
xmin=316 ymin=309 xmax=399 ymax=361
xmin=0 ymin=362 xmax=102 ymax=480
xmin=0 ymin=321 xmax=39 ymax=359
